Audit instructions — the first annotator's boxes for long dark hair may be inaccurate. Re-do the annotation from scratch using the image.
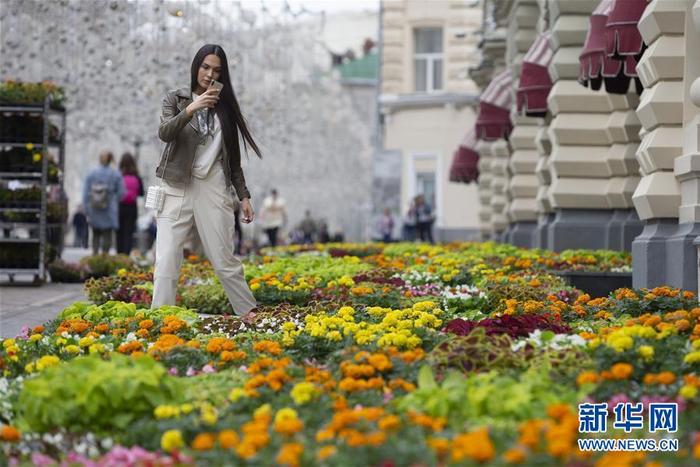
[119,152,139,176]
[190,44,262,170]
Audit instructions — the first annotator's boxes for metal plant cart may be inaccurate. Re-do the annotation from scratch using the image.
[0,95,66,284]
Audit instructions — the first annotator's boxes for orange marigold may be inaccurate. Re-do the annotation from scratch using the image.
[0,425,20,442]
[218,430,240,449]
[192,432,215,450]
[656,371,676,385]
[610,363,633,380]
[576,371,599,386]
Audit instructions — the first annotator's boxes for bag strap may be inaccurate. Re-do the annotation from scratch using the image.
[158,142,174,187]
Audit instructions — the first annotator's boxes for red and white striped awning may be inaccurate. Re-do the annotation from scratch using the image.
[449,129,479,184]
[517,33,553,117]
[579,0,644,94]
[606,0,646,59]
[475,69,513,140]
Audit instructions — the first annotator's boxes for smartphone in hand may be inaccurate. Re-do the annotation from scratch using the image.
[209,80,223,95]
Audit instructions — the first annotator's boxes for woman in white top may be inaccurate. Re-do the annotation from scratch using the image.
[152,44,261,323]
[260,188,287,247]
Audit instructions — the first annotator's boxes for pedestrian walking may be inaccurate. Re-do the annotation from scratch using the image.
[260,188,287,248]
[299,210,316,244]
[402,199,417,241]
[379,207,394,242]
[151,44,262,322]
[71,204,89,248]
[117,152,144,255]
[415,194,434,244]
[82,151,124,255]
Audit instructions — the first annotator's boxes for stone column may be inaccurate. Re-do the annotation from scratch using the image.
[504,0,540,247]
[490,139,510,238]
[477,139,494,239]
[508,116,541,246]
[534,122,554,247]
[547,0,617,251]
[605,99,644,251]
[632,0,686,288]
[667,1,700,292]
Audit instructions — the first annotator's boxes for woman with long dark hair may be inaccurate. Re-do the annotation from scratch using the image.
[151,44,262,322]
[117,152,144,254]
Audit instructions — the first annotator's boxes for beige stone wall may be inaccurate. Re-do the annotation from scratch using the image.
[506,0,541,225]
[477,139,494,236]
[633,0,686,220]
[383,106,481,230]
[381,0,481,95]
[546,0,642,211]
[491,139,511,232]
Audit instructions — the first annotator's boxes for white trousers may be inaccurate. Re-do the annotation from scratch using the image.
[150,162,257,316]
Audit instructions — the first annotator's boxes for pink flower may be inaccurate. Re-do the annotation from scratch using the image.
[30,453,55,466]
[17,325,30,339]
[607,393,630,409]
[201,364,215,374]
[186,367,196,376]
[168,367,179,376]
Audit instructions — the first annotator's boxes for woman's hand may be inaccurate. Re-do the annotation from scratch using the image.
[185,88,220,117]
[240,198,254,223]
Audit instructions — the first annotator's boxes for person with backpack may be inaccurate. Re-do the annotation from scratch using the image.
[82,151,124,255]
[117,153,144,255]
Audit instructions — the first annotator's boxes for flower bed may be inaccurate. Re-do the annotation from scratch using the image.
[1,241,698,466]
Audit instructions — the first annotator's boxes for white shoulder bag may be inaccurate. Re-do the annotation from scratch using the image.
[144,143,172,211]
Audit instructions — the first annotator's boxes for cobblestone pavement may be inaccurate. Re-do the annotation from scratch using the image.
[0,247,92,338]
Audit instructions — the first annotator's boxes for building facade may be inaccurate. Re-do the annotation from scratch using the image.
[468,0,700,292]
[378,0,483,242]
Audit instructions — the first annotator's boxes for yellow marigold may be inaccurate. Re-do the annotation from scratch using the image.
[274,408,303,436]
[160,429,184,452]
[684,351,700,364]
[218,430,240,449]
[680,384,698,400]
[637,345,654,360]
[192,432,215,451]
[290,382,317,405]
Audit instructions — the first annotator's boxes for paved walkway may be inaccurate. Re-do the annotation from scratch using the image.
[0,283,87,338]
[0,247,93,338]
